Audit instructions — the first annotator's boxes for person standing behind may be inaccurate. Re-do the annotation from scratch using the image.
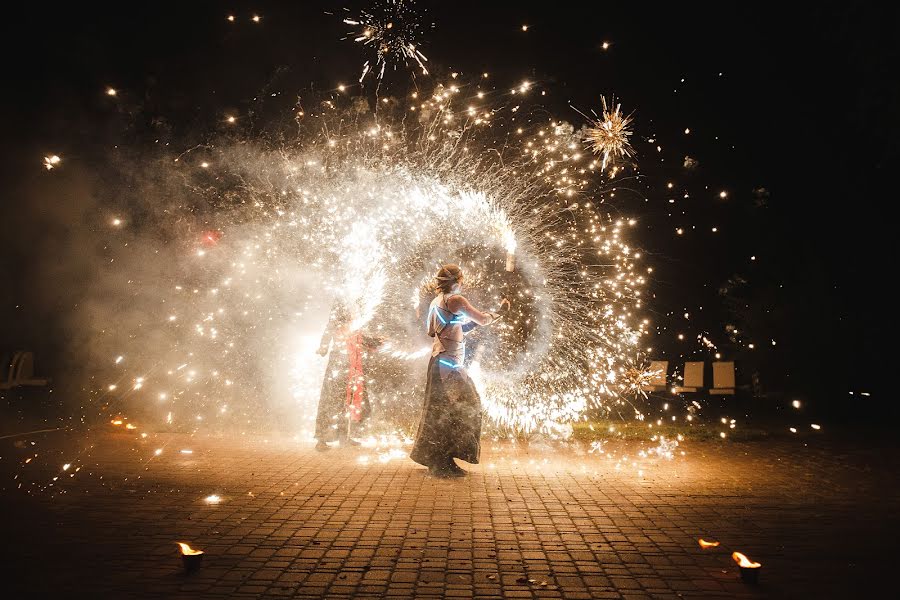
[315,302,381,450]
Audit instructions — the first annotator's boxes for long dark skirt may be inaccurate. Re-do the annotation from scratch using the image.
[314,351,370,441]
[409,356,482,467]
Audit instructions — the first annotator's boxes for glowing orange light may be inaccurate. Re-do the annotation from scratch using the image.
[698,539,720,549]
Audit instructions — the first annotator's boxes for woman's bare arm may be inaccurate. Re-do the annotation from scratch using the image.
[447,295,495,326]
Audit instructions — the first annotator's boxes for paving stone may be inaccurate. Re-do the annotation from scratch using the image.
[0,432,896,598]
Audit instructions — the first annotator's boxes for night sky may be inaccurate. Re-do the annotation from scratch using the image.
[1,2,894,416]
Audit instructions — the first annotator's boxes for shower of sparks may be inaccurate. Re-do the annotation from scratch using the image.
[94,76,655,439]
[342,0,433,82]
[582,97,635,172]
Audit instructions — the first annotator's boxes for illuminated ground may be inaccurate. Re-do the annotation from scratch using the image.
[0,429,896,598]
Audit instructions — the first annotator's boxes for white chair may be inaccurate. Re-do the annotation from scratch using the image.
[641,360,668,392]
[710,361,735,395]
[0,352,15,390]
[0,352,50,390]
[672,361,704,393]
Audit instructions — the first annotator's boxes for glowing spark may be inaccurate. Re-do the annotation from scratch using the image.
[601,41,610,50]
[251,15,261,23]
[106,87,117,96]
[582,97,634,171]
[226,116,236,124]
[227,15,235,22]
[698,539,720,548]
[43,155,61,170]
[204,494,222,504]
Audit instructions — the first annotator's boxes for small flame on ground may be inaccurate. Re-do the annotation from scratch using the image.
[698,538,719,548]
[732,551,761,568]
[176,542,203,556]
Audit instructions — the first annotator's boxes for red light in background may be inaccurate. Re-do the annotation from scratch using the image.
[201,230,222,246]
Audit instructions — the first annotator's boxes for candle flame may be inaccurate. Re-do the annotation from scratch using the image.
[732,551,761,568]
[698,538,720,549]
[176,542,203,556]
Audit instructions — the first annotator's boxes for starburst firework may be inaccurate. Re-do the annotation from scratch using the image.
[342,0,433,82]
[583,97,635,171]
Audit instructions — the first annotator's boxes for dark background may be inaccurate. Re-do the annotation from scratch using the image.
[0,2,894,418]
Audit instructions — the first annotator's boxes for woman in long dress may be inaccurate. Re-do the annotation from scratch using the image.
[410,264,507,477]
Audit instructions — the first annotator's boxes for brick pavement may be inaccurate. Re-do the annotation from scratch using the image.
[1,430,897,599]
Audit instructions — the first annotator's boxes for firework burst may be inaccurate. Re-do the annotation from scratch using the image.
[342,0,433,82]
[92,78,651,439]
[582,97,635,172]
